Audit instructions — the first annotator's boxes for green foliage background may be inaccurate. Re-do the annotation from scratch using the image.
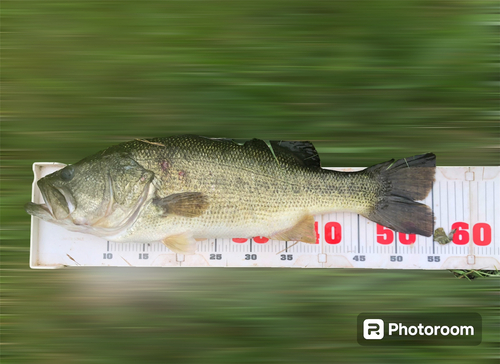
[2,1,499,362]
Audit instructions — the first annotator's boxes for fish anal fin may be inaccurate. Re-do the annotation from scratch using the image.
[270,214,316,244]
[161,233,197,254]
[154,192,209,217]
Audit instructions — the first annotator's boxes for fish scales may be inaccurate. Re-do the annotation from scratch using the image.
[118,137,373,240]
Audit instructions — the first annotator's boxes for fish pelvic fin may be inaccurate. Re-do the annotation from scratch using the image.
[161,233,197,254]
[270,214,317,244]
[365,153,436,237]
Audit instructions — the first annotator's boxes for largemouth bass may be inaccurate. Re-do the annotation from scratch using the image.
[25,135,436,253]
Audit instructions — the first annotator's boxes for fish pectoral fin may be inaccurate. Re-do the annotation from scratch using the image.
[153,192,209,217]
[270,214,317,244]
[161,233,197,254]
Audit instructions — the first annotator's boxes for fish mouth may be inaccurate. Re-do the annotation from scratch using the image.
[24,201,54,221]
[30,180,73,221]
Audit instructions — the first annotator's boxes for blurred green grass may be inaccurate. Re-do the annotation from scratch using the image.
[1,0,499,363]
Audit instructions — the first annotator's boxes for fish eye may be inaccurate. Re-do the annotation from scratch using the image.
[61,165,75,181]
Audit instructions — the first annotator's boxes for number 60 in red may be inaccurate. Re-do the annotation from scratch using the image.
[451,222,491,246]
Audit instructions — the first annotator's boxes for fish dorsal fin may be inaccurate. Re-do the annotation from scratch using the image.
[202,136,321,169]
[270,140,321,168]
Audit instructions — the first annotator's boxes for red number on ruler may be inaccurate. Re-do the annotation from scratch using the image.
[376,224,394,245]
[472,223,492,246]
[450,222,492,246]
[398,233,416,245]
[314,221,320,244]
[451,222,469,245]
[232,237,270,243]
[376,226,416,245]
[253,237,269,244]
[325,222,342,244]
[232,238,247,243]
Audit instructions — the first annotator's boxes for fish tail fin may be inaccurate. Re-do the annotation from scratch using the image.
[364,153,436,237]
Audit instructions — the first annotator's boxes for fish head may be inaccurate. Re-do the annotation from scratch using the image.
[25,152,155,235]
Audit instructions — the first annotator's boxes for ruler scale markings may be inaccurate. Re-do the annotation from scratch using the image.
[478,181,480,227]
[341,212,344,255]
[470,179,476,258]
[395,231,398,255]
[359,216,363,255]
[465,179,469,258]
[347,213,352,254]
[486,180,492,256]
[442,181,448,254]
[353,213,356,254]
[489,182,492,256]
[427,187,432,255]
[492,180,496,257]
[451,181,455,234]
[363,219,373,253]
[335,213,339,254]
[454,180,458,256]
[485,181,488,221]
[490,181,493,255]
[447,181,450,237]
[461,181,465,257]
[451,181,456,257]
[334,212,338,253]
[481,181,485,255]
[476,181,478,228]
[431,183,435,255]
[454,181,457,225]
[462,180,465,230]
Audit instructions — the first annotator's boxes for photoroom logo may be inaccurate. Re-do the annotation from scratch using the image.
[363,319,384,340]
[358,313,481,346]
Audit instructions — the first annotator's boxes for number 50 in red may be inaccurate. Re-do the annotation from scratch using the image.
[376,224,416,245]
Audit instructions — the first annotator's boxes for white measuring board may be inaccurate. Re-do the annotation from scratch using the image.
[29,163,500,270]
